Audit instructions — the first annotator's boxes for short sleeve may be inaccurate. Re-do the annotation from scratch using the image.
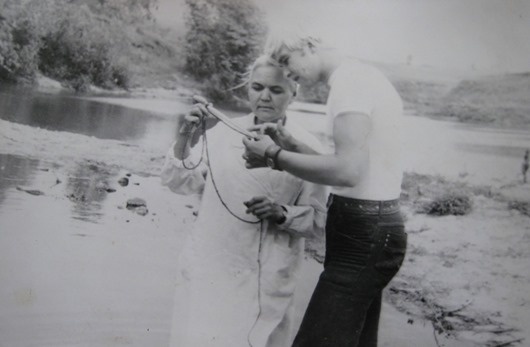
[327,65,377,118]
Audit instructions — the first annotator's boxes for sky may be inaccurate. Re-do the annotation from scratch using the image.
[155,0,530,74]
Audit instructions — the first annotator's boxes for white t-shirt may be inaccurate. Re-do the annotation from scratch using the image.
[327,59,403,200]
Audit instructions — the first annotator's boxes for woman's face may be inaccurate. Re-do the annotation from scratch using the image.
[275,44,321,86]
[248,65,295,124]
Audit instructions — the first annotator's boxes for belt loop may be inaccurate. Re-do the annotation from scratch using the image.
[378,201,383,217]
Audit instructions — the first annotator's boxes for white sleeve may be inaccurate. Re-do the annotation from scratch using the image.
[277,181,329,239]
[275,126,329,238]
[328,68,376,118]
[160,141,208,196]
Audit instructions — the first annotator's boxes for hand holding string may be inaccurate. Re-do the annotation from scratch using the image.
[244,196,286,224]
[247,119,298,151]
[242,135,276,169]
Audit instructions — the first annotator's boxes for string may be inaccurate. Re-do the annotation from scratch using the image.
[180,116,264,347]
[204,132,262,225]
[181,122,205,170]
[182,118,260,224]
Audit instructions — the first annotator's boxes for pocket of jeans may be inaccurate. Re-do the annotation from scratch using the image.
[374,229,407,278]
[329,214,377,247]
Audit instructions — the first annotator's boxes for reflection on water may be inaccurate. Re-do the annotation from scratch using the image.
[0,153,122,224]
[64,162,121,223]
[0,85,171,142]
[0,154,41,206]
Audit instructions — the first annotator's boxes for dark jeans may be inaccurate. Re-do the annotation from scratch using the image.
[292,195,407,347]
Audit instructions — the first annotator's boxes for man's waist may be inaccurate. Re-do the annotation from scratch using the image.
[330,185,401,202]
[327,194,400,215]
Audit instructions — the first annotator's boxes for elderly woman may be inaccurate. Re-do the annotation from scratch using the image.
[161,55,327,347]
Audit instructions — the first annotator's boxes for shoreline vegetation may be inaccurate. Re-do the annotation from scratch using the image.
[2,1,530,346]
[2,0,530,129]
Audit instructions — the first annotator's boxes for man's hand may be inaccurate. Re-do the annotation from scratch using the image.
[244,196,286,224]
[242,150,267,168]
[242,135,275,168]
[248,120,298,151]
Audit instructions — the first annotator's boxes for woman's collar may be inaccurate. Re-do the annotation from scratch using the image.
[253,114,287,125]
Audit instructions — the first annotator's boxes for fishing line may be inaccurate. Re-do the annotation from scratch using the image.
[181,120,260,224]
[181,115,264,347]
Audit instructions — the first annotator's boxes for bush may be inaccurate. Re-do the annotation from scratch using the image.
[421,193,473,216]
[508,201,530,217]
[0,15,40,83]
[401,172,475,216]
[37,6,131,92]
[0,0,159,91]
[183,0,266,105]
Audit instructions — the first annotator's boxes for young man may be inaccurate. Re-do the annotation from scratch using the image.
[242,34,408,347]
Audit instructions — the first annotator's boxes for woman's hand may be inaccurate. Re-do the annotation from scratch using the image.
[179,104,207,133]
[248,119,298,151]
[244,196,286,224]
[179,95,219,135]
[174,96,219,159]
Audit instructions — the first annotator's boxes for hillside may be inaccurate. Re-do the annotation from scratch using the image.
[374,63,530,130]
[435,72,530,128]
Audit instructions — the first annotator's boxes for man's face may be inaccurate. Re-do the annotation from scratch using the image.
[275,44,321,86]
[248,65,294,123]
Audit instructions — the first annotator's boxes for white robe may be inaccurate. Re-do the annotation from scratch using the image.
[161,114,327,347]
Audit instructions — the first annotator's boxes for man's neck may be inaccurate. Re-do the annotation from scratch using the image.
[318,48,345,83]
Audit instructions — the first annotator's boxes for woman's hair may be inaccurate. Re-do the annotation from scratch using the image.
[250,55,298,95]
[232,55,298,95]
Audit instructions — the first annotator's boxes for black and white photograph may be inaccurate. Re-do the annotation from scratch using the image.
[1,0,529,346]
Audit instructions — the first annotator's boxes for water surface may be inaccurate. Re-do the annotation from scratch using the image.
[0,85,180,149]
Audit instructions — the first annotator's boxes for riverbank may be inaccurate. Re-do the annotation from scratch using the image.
[1,87,529,346]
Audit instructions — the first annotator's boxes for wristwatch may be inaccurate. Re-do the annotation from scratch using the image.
[265,144,283,171]
[276,206,288,224]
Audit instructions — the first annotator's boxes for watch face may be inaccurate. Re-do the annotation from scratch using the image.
[266,157,275,168]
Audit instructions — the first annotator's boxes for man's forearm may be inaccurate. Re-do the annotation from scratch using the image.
[277,151,361,187]
[289,139,320,155]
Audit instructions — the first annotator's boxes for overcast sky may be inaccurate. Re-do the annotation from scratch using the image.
[156,0,530,74]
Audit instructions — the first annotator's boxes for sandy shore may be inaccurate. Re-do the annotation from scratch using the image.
[1,92,529,346]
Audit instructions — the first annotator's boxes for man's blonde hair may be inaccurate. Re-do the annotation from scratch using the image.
[264,25,322,59]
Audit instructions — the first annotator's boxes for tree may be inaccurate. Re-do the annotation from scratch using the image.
[183,0,266,104]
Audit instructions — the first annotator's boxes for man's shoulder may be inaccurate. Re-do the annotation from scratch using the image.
[333,59,386,85]
[332,60,400,101]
